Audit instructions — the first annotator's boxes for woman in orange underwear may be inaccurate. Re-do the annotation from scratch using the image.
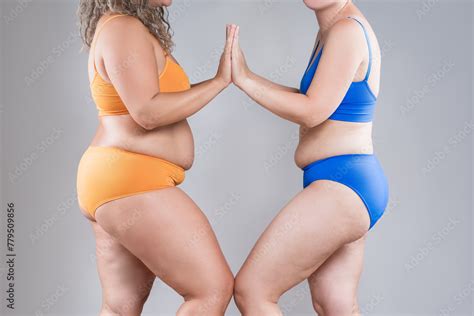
[76,1,235,315]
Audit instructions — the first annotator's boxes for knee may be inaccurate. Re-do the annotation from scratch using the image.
[234,273,282,315]
[178,272,234,316]
[207,271,234,304]
[233,272,267,309]
[233,272,252,308]
[101,291,149,315]
[195,270,235,307]
[312,292,357,316]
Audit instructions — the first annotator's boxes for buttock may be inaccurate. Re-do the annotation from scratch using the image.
[76,146,185,219]
[302,154,389,229]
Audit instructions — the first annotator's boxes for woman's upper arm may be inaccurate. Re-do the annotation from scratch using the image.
[100,16,162,119]
[304,19,367,125]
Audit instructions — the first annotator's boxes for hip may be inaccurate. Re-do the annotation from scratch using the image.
[302,153,389,229]
[76,146,186,218]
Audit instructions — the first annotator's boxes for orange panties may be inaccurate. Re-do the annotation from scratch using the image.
[77,146,185,219]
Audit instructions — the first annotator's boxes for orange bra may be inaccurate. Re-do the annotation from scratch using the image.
[90,15,191,116]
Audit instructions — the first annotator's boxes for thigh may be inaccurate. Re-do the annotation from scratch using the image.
[308,236,366,306]
[94,187,233,298]
[236,180,370,300]
[91,221,156,309]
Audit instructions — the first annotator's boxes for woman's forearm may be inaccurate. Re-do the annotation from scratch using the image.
[135,78,227,130]
[255,75,299,93]
[238,72,318,127]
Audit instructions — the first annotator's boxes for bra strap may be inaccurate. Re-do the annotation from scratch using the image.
[347,16,372,81]
[305,39,321,73]
[312,40,321,62]
[91,14,127,72]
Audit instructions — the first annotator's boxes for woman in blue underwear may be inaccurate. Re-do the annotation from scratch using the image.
[230,0,389,315]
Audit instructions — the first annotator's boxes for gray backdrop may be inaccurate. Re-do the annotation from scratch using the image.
[1,0,472,315]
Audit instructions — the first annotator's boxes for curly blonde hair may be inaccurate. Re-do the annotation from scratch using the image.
[78,0,174,52]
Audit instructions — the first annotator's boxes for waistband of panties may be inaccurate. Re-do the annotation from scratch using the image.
[302,153,375,172]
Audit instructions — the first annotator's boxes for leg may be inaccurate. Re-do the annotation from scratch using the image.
[234,180,370,316]
[308,236,367,316]
[94,188,234,316]
[90,220,156,316]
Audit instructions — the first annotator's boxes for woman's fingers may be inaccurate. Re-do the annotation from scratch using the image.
[225,24,230,54]
[235,26,240,43]
[232,25,240,56]
[230,26,249,87]
[225,24,236,56]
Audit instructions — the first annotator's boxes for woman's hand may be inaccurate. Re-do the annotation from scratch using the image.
[215,24,236,88]
[231,26,251,88]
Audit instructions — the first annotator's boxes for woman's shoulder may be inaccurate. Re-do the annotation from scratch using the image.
[324,16,370,52]
[98,14,149,40]
[328,16,367,39]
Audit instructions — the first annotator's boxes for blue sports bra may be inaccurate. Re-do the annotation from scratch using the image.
[300,17,377,123]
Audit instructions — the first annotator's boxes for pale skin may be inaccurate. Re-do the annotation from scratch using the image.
[230,1,381,315]
[80,0,238,314]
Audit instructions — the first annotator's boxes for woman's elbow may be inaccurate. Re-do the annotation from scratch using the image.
[301,111,324,129]
[138,120,156,131]
[133,109,159,130]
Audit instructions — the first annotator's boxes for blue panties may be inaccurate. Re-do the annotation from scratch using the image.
[303,154,389,229]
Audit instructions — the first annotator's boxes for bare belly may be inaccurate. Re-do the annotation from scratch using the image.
[90,115,195,170]
[295,120,374,169]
